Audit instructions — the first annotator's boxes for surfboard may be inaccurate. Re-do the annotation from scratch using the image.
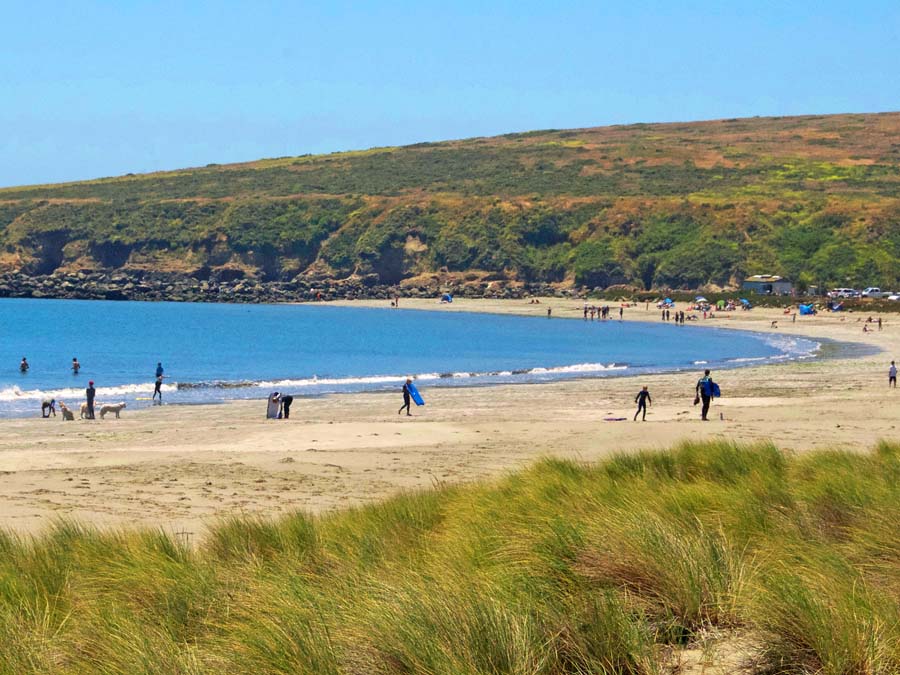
[711,383,721,398]
[407,382,425,406]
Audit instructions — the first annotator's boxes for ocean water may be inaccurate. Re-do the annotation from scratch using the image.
[0,298,820,418]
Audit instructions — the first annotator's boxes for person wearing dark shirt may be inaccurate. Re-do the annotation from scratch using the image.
[41,399,56,418]
[72,357,80,374]
[280,395,294,419]
[85,381,96,420]
[398,378,412,416]
[695,369,714,421]
[634,386,651,421]
[20,357,29,373]
[155,362,164,378]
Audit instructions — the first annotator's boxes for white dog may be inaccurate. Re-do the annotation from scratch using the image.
[99,402,126,419]
[80,402,90,419]
[58,402,75,421]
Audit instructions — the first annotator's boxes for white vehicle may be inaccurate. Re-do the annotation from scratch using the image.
[862,287,884,298]
[828,288,855,298]
[888,294,900,302]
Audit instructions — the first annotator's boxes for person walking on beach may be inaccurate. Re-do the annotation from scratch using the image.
[619,306,624,321]
[634,386,651,421]
[85,381,96,420]
[72,357,80,374]
[890,361,897,388]
[20,357,29,373]
[398,378,413,416]
[695,369,715,421]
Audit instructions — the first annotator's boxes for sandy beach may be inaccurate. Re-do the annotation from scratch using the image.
[0,298,896,537]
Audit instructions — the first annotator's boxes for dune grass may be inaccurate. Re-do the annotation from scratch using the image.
[2,440,900,674]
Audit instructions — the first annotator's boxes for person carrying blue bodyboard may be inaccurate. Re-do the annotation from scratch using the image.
[694,369,720,421]
[399,377,425,416]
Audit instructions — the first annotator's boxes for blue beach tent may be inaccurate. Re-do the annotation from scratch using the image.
[799,304,816,316]
[440,293,453,303]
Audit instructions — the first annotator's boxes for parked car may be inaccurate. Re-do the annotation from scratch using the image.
[862,287,885,298]
[828,288,857,298]
[888,294,900,302]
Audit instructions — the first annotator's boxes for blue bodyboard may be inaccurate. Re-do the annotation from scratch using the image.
[702,380,721,398]
[407,382,425,406]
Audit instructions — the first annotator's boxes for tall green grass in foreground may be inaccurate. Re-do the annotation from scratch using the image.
[2,440,900,674]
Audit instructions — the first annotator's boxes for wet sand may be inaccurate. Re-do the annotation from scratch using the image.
[0,298,896,536]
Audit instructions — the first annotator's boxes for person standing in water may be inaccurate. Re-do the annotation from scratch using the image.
[633,386,651,421]
[890,361,897,388]
[152,362,165,401]
[20,357,29,373]
[695,369,715,421]
[398,378,413,416]
[85,381,96,420]
[72,357,80,375]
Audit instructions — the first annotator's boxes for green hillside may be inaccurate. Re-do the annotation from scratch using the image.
[2,112,900,290]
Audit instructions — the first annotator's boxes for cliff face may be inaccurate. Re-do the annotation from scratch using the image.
[2,112,900,291]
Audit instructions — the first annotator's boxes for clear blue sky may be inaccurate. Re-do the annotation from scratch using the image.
[2,1,898,187]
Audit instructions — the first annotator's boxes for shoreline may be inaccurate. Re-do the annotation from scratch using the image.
[0,302,840,418]
[0,298,896,536]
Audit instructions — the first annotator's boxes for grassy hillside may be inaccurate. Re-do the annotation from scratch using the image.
[2,112,900,290]
[2,440,900,673]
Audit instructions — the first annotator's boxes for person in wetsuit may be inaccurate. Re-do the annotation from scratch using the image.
[41,399,56,418]
[279,395,294,419]
[72,357,80,374]
[85,381,96,420]
[695,369,714,421]
[20,357,29,373]
[634,386,651,421]
[398,378,412,416]
[153,374,164,402]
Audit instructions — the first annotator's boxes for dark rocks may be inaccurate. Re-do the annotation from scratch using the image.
[0,270,583,304]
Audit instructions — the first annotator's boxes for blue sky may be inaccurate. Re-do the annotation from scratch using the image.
[2,1,898,187]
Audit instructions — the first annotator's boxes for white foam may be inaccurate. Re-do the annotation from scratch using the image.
[530,362,627,374]
[0,382,177,402]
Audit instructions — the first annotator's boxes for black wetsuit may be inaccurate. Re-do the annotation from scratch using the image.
[153,376,163,400]
[86,386,96,419]
[634,390,651,421]
[697,377,713,421]
[280,395,293,419]
[399,384,411,416]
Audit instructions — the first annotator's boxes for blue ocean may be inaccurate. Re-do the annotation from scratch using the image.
[0,298,819,418]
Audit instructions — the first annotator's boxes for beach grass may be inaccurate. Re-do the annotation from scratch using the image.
[2,440,900,674]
